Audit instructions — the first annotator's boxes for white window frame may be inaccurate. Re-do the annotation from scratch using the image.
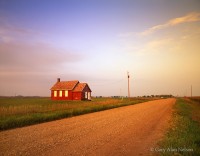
[59,90,62,97]
[65,90,68,97]
[54,91,57,97]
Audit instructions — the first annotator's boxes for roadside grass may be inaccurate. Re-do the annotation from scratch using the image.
[0,97,152,131]
[158,98,200,156]
[188,97,200,124]
[188,97,200,104]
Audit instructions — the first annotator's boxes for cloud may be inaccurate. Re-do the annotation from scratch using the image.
[119,18,200,56]
[118,12,200,38]
[0,17,83,73]
[0,42,84,96]
[0,42,83,73]
[0,17,87,96]
[0,17,41,43]
[118,12,200,56]
[141,12,200,36]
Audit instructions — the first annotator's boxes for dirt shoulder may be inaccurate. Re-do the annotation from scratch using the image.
[0,98,175,156]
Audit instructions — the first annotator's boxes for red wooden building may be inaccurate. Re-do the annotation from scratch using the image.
[50,78,92,100]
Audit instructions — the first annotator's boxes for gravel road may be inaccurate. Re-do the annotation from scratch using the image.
[0,98,175,156]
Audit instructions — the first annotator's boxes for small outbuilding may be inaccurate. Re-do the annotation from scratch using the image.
[50,78,92,100]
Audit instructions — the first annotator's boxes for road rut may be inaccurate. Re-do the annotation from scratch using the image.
[0,98,176,156]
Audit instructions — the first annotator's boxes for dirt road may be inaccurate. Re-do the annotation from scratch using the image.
[0,98,175,156]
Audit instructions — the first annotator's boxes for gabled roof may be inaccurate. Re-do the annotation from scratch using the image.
[73,83,86,92]
[73,83,89,92]
[50,80,79,90]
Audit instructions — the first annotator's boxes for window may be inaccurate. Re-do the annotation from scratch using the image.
[85,92,88,99]
[59,90,62,97]
[54,91,57,97]
[65,90,68,97]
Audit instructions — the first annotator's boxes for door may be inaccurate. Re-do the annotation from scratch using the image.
[85,92,88,99]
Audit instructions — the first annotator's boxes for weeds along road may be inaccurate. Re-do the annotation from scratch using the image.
[0,98,175,156]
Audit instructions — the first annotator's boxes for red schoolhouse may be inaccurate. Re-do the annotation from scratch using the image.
[50,78,92,100]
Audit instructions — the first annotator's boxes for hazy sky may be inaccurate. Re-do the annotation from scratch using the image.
[0,0,200,97]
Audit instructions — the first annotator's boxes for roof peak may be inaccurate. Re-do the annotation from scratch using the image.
[50,80,91,92]
[50,80,79,90]
[58,80,79,82]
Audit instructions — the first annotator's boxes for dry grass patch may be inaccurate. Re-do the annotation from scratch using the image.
[0,97,151,130]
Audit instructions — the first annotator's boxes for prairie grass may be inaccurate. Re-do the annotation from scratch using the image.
[158,98,200,156]
[0,97,150,130]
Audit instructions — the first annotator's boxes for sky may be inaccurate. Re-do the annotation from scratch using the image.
[0,0,200,97]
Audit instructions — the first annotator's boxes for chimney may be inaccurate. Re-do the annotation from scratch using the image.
[57,78,60,83]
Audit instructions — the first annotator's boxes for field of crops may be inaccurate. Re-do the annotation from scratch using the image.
[0,97,152,130]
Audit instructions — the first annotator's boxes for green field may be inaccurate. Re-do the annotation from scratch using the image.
[159,97,200,156]
[0,97,152,130]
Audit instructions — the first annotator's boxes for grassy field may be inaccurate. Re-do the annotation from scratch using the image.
[0,97,152,131]
[159,97,200,156]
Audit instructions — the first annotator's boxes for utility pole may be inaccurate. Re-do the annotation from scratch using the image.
[127,72,130,99]
[120,88,123,101]
[191,85,192,97]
